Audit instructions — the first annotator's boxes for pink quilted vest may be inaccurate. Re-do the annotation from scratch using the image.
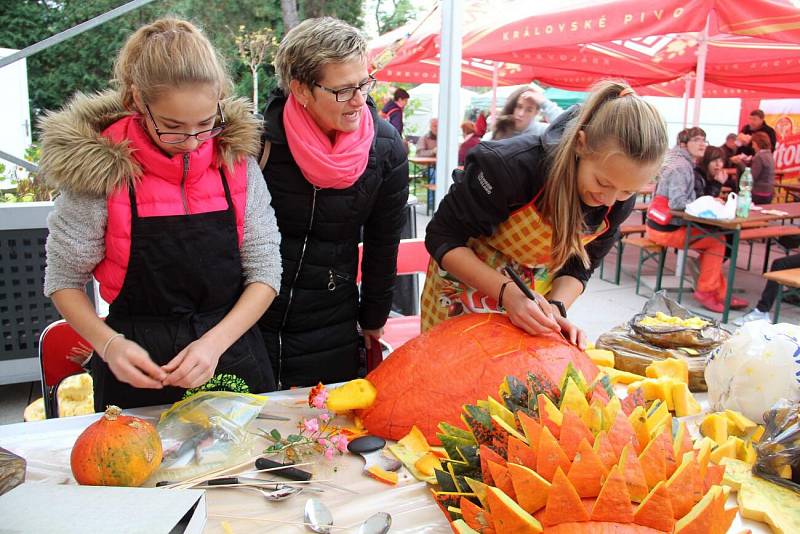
[93,115,248,303]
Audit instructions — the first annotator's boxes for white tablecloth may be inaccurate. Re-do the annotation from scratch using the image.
[0,388,770,533]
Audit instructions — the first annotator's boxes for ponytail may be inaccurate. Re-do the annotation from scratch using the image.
[541,80,667,272]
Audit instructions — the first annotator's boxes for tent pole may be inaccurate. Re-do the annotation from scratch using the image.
[692,14,711,127]
[435,0,462,211]
[490,63,499,123]
[682,75,692,129]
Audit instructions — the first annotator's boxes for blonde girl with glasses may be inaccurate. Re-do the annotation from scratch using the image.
[424,81,667,348]
[41,18,281,410]
[257,17,408,389]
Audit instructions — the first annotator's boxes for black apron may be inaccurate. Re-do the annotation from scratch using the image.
[91,170,275,411]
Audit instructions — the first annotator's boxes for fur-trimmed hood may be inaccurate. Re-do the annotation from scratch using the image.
[38,90,262,197]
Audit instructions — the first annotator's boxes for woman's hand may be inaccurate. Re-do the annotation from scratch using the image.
[161,337,225,389]
[362,327,384,349]
[502,285,561,336]
[103,337,167,389]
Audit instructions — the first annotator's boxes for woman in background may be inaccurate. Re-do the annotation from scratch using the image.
[750,131,775,205]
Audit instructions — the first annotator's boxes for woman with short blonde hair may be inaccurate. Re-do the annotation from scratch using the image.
[258,17,408,388]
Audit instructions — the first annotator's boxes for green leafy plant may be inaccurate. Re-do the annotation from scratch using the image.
[1,145,52,203]
[261,411,348,462]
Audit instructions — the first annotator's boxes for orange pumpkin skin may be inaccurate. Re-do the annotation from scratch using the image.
[359,314,598,442]
[543,522,668,533]
[70,405,162,486]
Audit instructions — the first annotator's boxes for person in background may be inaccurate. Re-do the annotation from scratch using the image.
[720,132,744,188]
[491,115,517,141]
[646,127,748,313]
[740,109,777,153]
[491,87,564,139]
[735,250,800,325]
[259,17,408,389]
[457,120,480,166]
[694,145,728,199]
[41,18,281,410]
[750,131,776,205]
[720,133,738,167]
[415,118,437,156]
[474,111,488,138]
[382,87,409,136]
[424,81,668,348]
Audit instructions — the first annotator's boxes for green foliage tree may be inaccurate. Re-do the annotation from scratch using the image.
[373,0,415,34]
[0,0,368,136]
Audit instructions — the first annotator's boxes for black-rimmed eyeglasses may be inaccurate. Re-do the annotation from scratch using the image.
[144,102,226,144]
[313,76,377,102]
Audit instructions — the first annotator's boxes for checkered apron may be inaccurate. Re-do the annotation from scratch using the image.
[420,198,609,331]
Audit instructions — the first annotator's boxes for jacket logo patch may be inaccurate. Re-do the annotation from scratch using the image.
[477,172,493,195]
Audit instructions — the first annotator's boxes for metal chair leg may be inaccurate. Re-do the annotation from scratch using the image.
[655,248,666,291]
[635,248,644,296]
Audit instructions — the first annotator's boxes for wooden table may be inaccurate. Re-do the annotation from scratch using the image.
[778,182,800,203]
[671,202,800,323]
[409,156,437,216]
[0,388,770,533]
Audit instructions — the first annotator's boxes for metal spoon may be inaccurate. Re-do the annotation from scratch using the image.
[304,498,334,533]
[258,485,304,502]
[357,512,392,534]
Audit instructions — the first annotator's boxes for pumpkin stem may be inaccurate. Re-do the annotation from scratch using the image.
[104,405,122,421]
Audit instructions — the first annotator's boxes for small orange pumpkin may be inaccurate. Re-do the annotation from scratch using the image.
[70,405,162,486]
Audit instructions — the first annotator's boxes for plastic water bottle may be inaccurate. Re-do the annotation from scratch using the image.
[736,168,753,218]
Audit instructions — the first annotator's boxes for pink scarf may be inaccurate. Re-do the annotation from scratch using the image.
[283,93,374,189]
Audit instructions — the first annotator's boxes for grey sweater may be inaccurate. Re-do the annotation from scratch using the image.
[751,149,775,197]
[655,146,696,210]
[44,157,281,297]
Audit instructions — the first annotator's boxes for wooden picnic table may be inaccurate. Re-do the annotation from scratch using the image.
[670,202,800,323]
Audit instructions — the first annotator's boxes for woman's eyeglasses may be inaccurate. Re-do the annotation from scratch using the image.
[144,102,226,144]
[313,76,377,102]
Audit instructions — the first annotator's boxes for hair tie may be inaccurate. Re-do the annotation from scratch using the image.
[618,87,635,98]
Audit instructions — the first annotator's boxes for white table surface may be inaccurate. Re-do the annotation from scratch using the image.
[0,388,771,533]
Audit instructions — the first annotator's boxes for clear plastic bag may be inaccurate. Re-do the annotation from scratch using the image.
[753,399,800,493]
[152,391,267,484]
[705,320,800,422]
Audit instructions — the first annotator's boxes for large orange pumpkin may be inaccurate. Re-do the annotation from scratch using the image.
[70,405,162,486]
[358,314,599,442]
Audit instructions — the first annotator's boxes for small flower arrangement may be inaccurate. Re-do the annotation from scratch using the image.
[261,383,348,462]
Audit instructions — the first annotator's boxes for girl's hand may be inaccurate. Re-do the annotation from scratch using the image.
[161,337,225,388]
[503,285,561,336]
[553,312,588,350]
[103,338,166,389]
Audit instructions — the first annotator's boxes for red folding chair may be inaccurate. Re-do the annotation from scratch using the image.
[38,320,93,419]
[358,238,430,355]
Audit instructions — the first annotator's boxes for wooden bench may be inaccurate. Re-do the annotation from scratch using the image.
[763,267,800,323]
[739,225,800,272]
[621,236,666,296]
[599,225,647,285]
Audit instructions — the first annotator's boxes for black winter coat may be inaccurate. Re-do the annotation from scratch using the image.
[258,93,409,389]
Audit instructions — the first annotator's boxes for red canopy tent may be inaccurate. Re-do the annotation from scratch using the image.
[369,0,800,98]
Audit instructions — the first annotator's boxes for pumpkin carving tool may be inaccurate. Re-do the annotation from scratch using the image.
[503,266,570,342]
[347,435,401,477]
